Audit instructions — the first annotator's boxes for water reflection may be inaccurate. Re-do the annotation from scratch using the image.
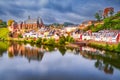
[0,41,9,57]
[8,42,44,62]
[0,42,120,80]
[80,46,120,74]
[5,42,120,74]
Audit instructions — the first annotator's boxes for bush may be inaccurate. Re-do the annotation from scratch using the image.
[42,38,47,44]
[114,24,120,29]
[59,36,66,45]
[36,38,42,44]
[47,38,55,45]
[115,13,120,17]
[105,43,109,51]
[116,43,120,52]
[30,39,34,44]
[66,35,74,43]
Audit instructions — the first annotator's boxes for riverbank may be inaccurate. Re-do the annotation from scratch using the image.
[6,35,76,48]
[0,28,9,40]
[86,40,120,53]
[1,33,120,53]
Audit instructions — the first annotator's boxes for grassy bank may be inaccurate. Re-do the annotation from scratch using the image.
[87,41,120,53]
[0,28,9,40]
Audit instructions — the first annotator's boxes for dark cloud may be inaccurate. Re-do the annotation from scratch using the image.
[0,9,7,16]
[0,0,119,24]
[43,15,58,23]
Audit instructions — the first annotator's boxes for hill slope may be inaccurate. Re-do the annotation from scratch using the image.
[0,28,9,39]
[85,12,120,32]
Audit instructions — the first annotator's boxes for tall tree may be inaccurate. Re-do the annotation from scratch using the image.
[95,12,102,21]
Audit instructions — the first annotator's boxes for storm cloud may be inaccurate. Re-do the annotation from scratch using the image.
[0,0,120,24]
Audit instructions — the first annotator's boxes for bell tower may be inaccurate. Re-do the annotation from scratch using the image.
[37,17,44,28]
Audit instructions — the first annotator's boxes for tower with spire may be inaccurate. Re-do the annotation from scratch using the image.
[37,16,44,28]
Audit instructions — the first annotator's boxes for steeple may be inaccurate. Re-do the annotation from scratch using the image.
[37,16,44,27]
[40,18,44,25]
[37,17,43,24]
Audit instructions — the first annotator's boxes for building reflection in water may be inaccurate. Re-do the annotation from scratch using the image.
[7,42,120,75]
[8,43,44,62]
[79,46,120,75]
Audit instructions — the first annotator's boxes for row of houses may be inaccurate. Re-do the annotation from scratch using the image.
[82,30,120,43]
[23,27,60,40]
[22,27,120,43]
[22,25,79,40]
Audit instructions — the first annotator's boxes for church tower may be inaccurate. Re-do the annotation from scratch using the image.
[37,17,44,28]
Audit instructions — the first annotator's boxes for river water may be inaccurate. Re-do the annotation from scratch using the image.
[0,41,120,80]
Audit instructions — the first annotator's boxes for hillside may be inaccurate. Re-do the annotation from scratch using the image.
[0,28,9,40]
[85,12,120,32]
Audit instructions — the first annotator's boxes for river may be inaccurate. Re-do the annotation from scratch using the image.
[0,41,120,80]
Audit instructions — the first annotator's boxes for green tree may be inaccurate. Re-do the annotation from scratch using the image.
[95,12,102,21]
[36,38,42,44]
[103,18,112,29]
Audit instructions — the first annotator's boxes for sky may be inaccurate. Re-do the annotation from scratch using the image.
[0,0,120,24]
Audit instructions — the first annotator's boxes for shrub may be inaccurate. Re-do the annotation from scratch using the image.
[59,36,66,45]
[116,43,120,52]
[66,35,74,43]
[30,39,34,44]
[47,38,55,45]
[42,38,47,44]
[105,43,109,51]
[115,13,120,17]
[36,38,42,44]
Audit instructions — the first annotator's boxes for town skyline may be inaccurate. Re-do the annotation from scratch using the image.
[0,0,120,24]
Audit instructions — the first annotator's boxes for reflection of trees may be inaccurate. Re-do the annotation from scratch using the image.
[8,43,44,62]
[80,48,120,75]
[66,47,74,51]
[74,48,80,55]
[0,42,9,57]
[58,46,66,56]
[0,48,6,57]
[95,60,113,74]
[43,45,55,52]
